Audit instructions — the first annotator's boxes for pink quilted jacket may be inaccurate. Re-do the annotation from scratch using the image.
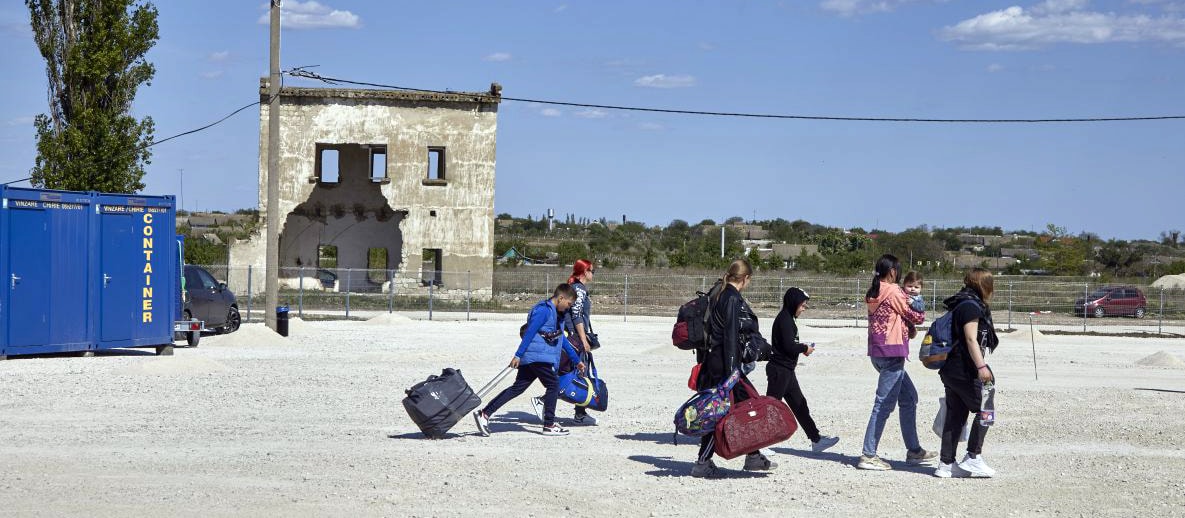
[866,281,925,358]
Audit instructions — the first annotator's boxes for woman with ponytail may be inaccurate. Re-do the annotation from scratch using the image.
[856,254,936,471]
[690,258,776,478]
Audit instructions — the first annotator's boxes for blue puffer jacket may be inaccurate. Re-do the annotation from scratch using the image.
[515,298,582,368]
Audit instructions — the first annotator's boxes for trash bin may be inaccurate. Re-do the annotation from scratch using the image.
[276,305,290,337]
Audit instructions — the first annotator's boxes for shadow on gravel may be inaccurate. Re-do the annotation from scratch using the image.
[627,455,770,479]
[615,432,680,445]
[94,349,159,357]
[770,447,862,468]
[1134,388,1185,394]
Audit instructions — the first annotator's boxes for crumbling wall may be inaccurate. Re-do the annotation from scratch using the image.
[229,83,498,300]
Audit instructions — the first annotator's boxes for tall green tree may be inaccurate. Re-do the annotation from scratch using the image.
[27,0,158,192]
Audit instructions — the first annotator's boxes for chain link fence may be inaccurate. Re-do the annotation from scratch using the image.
[199,265,1185,333]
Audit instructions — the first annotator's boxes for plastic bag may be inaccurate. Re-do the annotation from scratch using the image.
[932,397,972,442]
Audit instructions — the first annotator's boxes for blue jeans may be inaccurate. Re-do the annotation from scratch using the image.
[861,357,922,457]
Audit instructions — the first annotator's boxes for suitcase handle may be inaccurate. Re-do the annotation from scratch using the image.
[476,366,514,399]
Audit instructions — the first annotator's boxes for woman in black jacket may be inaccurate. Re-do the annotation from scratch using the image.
[691,259,776,478]
[767,287,840,453]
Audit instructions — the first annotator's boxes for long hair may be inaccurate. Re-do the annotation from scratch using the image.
[714,258,753,301]
[568,258,593,285]
[964,267,995,304]
[865,254,901,301]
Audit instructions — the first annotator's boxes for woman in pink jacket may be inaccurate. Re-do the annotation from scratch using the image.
[856,254,938,470]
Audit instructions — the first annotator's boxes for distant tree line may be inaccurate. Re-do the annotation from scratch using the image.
[495,214,1185,279]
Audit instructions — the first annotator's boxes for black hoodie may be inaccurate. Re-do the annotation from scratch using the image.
[770,287,810,370]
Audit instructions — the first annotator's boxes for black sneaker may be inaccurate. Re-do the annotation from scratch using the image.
[541,423,570,436]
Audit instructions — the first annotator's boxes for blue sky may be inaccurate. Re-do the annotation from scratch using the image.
[1,0,1182,241]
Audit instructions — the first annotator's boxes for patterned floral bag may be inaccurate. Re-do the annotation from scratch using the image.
[673,369,741,443]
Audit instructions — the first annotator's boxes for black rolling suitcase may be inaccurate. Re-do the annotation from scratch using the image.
[403,367,512,439]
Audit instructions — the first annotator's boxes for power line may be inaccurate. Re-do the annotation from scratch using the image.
[287,69,1185,124]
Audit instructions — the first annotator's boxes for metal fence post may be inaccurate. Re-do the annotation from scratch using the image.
[854,278,860,326]
[345,268,352,319]
[1159,288,1165,334]
[623,274,629,322]
[246,264,253,323]
[467,270,472,322]
[298,266,304,319]
[701,276,706,292]
[387,269,395,313]
[429,278,434,321]
[1082,282,1089,332]
[545,273,550,296]
[1007,281,1013,331]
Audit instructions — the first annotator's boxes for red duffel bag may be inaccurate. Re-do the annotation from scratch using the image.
[713,379,797,459]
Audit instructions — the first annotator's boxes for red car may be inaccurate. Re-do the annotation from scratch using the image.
[1075,286,1147,318]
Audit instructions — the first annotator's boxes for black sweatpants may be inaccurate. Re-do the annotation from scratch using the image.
[482,362,559,426]
[939,376,988,465]
[765,363,821,443]
[697,379,752,462]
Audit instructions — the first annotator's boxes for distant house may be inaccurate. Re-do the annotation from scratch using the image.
[772,243,820,258]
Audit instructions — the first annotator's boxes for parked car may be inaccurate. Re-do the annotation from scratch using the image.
[183,265,241,333]
[1074,285,1147,318]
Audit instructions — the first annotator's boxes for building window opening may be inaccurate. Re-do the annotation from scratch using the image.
[318,147,340,183]
[368,247,388,284]
[370,146,387,182]
[318,244,338,269]
[427,147,445,180]
[422,248,442,287]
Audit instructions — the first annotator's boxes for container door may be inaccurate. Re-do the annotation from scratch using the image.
[99,213,138,344]
[6,207,51,347]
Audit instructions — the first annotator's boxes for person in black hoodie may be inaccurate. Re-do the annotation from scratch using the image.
[934,268,1000,479]
[767,287,840,453]
[690,258,776,478]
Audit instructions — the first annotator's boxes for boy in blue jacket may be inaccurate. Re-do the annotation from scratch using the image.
[474,284,585,436]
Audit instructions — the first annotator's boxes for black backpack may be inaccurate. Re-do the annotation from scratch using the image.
[672,283,721,351]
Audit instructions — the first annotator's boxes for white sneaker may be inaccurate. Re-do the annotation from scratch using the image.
[956,454,996,478]
[573,412,599,426]
[472,411,490,437]
[856,455,892,471]
[541,423,570,436]
[933,463,954,478]
[811,436,840,453]
[530,396,545,423]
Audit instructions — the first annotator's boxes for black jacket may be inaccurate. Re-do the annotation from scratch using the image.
[697,284,763,389]
[770,287,810,370]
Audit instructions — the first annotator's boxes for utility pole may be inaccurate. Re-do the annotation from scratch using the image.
[265,0,281,332]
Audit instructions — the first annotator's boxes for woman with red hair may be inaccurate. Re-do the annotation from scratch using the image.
[531,258,601,425]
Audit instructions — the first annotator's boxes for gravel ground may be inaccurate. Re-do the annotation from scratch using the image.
[2,313,1184,517]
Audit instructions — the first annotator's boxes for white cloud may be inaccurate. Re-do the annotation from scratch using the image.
[200,70,224,80]
[574,109,608,119]
[698,42,716,51]
[483,52,512,62]
[257,1,360,29]
[634,74,697,88]
[941,3,1185,50]
[540,108,563,117]
[987,63,1005,72]
[820,0,941,16]
[5,116,35,127]
[207,51,230,62]
[637,122,665,131]
[554,4,568,13]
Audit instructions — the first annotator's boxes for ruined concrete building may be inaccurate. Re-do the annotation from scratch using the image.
[228,80,500,298]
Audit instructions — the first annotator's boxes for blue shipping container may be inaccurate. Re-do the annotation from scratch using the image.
[0,186,181,359]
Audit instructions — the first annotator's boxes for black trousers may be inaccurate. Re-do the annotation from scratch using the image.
[765,363,821,443]
[697,379,752,462]
[939,376,988,464]
[482,362,559,426]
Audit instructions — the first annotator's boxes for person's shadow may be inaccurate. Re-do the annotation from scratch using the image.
[770,447,934,474]
[615,432,683,445]
[627,455,769,478]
